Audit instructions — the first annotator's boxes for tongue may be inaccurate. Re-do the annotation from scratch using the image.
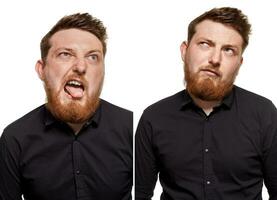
[65,85,84,98]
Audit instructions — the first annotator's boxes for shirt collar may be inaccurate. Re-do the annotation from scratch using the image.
[180,90,194,109]
[43,99,102,128]
[43,106,57,127]
[180,86,236,110]
[85,102,101,127]
[220,87,235,109]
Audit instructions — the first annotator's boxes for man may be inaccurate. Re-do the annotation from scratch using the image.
[0,13,132,200]
[136,7,277,200]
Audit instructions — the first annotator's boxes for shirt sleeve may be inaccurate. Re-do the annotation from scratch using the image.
[0,130,23,200]
[262,102,277,200]
[135,113,159,200]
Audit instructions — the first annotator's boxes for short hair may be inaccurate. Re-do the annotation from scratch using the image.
[187,7,251,51]
[40,13,107,62]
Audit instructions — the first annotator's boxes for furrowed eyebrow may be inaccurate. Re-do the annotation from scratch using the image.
[55,48,74,54]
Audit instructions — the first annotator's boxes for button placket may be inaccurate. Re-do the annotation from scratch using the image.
[203,116,214,198]
[72,139,83,198]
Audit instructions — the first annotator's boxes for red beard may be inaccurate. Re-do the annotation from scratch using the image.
[44,77,103,123]
[184,64,235,101]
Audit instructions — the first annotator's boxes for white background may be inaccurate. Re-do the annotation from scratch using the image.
[0,0,276,199]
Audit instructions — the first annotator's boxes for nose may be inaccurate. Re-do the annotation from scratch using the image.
[208,48,221,67]
[73,57,87,75]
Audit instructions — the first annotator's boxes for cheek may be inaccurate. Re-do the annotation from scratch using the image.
[44,68,64,89]
[186,51,207,73]
[45,60,69,78]
[87,68,104,92]
[222,65,240,81]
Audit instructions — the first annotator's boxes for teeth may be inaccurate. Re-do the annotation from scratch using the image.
[68,80,82,86]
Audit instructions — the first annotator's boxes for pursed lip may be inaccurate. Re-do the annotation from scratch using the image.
[200,68,221,77]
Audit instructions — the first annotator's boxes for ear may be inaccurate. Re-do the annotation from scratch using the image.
[180,41,188,62]
[240,57,243,65]
[35,59,45,81]
[235,57,244,76]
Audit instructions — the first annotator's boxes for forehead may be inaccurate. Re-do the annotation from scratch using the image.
[193,20,243,47]
[49,28,103,52]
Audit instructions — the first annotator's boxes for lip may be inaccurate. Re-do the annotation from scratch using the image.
[200,69,220,77]
[63,77,86,99]
[66,78,83,84]
[64,77,85,88]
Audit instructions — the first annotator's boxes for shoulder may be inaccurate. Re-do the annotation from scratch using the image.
[100,99,132,118]
[99,100,133,142]
[100,99,133,129]
[1,105,46,145]
[234,86,275,110]
[142,90,185,118]
[234,86,277,126]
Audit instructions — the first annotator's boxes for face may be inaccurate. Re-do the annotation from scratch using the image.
[181,20,244,101]
[36,28,104,123]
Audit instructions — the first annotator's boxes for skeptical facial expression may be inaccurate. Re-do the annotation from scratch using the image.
[36,28,104,123]
[181,20,244,101]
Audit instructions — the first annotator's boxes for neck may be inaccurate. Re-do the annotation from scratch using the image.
[67,122,86,135]
[190,94,221,116]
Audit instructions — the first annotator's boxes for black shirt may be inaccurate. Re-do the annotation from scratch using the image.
[0,99,133,200]
[135,86,277,200]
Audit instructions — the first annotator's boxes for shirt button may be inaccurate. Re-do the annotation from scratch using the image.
[76,170,80,175]
[206,181,211,185]
[205,148,209,153]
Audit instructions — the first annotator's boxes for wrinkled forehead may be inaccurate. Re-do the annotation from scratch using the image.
[49,28,103,52]
[193,20,243,48]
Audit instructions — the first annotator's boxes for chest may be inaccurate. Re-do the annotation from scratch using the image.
[20,129,132,199]
[152,112,263,179]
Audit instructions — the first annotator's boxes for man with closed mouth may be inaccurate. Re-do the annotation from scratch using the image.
[136,7,277,200]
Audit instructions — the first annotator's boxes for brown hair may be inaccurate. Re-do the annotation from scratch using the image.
[187,7,251,51]
[40,13,107,62]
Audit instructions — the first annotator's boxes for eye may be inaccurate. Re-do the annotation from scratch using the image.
[88,54,99,61]
[199,41,210,49]
[223,47,235,56]
[58,52,72,58]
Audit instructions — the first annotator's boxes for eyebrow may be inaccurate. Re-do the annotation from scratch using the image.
[54,48,103,55]
[86,50,102,54]
[222,44,239,51]
[198,38,240,51]
[197,38,215,46]
[54,48,74,54]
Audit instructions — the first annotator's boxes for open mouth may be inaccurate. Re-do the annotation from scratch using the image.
[64,80,85,99]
